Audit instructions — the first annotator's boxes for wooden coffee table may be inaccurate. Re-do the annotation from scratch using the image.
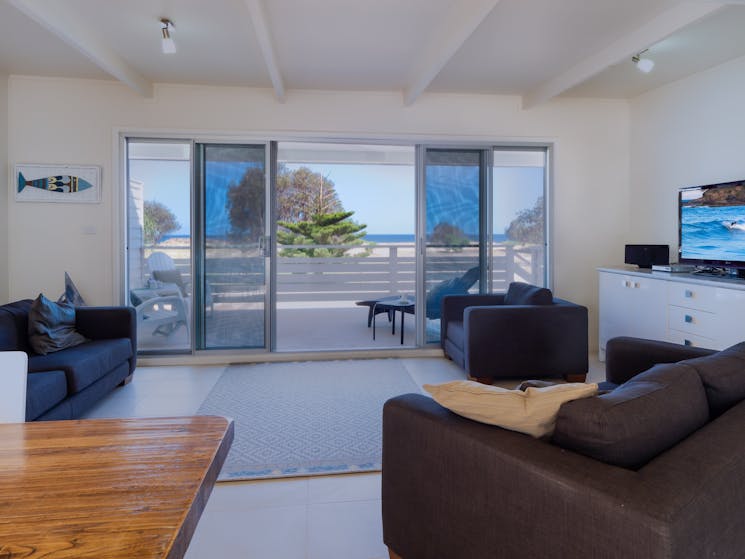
[0,415,233,558]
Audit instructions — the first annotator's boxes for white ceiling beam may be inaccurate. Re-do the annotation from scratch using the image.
[403,0,502,106]
[243,0,286,103]
[522,1,725,110]
[7,0,153,98]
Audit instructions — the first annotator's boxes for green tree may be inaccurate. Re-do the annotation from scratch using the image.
[277,211,367,257]
[429,222,470,251]
[276,165,343,222]
[505,197,544,244]
[143,200,180,245]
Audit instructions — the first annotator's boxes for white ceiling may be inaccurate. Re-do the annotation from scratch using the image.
[1,0,744,107]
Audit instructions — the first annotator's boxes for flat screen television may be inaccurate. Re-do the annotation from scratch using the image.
[679,179,745,269]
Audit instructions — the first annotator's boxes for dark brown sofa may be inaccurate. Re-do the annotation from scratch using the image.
[382,337,745,559]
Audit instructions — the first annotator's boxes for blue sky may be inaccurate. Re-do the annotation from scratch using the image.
[286,163,414,234]
[130,160,542,236]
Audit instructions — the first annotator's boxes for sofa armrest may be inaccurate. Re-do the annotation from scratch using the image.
[463,301,588,378]
[76,306,136,341]
[605,336,715,385]
[440,294,505,346]
[75,306,137,374]
[382,394,745,559]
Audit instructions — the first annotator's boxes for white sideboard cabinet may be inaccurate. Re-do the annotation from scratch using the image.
[598,266,745,360]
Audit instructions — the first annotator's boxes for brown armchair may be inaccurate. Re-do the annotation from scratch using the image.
[440,282,588,383]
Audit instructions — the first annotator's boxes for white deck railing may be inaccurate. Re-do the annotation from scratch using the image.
[144,243,542,304]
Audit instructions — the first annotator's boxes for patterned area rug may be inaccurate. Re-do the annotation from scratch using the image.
[197,359,420,481]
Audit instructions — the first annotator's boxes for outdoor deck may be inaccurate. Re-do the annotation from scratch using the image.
[134,243,542,354]
[137,302,417,352]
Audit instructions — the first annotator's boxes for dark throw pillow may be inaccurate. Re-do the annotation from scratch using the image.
[57,272,87,307]
[552,362,709,469]
[28,293,88,355]
[504,282,553,306]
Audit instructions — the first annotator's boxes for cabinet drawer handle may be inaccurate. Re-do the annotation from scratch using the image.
[684,289,693,298]
[684,314,693,323]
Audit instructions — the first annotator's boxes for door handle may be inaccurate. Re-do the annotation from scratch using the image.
[259,235,272,258]
[259,235,271,257]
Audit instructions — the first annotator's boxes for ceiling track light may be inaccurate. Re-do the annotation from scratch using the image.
[160,18,176,54]
[632,49,654,73]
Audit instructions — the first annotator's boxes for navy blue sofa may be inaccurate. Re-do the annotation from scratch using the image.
[0,299,136,421]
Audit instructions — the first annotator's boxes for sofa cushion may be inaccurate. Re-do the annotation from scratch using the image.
[681,341,745,417]
[424,380,598,438]
[27,294,88,355]
[25,370,68,421]
[504,282,552,306]
[28,338,133,393]
[552,362,709,469]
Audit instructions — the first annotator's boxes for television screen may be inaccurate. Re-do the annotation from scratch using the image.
[679,179,745,267]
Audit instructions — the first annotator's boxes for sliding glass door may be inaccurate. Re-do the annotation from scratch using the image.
[421,146,549,343]
[491,148,547,290]
[422,148,486,343]
[126,137,548,353]
[274,142,416,351]
[126,141,192,353]
[196,144,270,350]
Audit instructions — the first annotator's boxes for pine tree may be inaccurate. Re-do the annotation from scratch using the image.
[277,211,367,257]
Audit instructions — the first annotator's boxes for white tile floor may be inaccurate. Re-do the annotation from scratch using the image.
[81,355,605,559]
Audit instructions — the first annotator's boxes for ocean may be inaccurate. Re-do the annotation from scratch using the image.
[681,205,745,260]
[162,233,509,243]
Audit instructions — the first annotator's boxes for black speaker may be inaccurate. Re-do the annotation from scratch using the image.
[624,244,669,268]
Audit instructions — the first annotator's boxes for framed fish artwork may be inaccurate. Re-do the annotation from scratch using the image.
[15,164,101,203]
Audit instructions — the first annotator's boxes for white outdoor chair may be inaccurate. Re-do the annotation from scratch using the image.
[147,251,213,313]
[0,351,28,422]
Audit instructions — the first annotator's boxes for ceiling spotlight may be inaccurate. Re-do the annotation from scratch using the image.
[160,18,176,54]
[632,51,654,73]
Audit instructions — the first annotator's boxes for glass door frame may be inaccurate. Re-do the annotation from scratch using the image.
[121,131,550,354]
[490,145,552,291]
[124,137,195,355]
[415,144,492,346]
[416,143,551,345]
[193,140,273,353]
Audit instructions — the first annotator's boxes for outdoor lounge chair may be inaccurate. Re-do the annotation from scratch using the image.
[132,291,189,337]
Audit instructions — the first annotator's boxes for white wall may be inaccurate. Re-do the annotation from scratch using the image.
[630,54,745,250]
[7,77,631,350]
[0,73,8,304]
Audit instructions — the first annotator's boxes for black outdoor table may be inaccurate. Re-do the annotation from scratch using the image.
[371,297,415,345]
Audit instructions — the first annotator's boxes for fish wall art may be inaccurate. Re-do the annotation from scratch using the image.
[15,164,101,203]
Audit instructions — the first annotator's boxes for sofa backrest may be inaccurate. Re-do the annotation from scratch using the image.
[680,341,745,417]
[504,282,552,305]
[553,361,710,469]
[0,300,33,353]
